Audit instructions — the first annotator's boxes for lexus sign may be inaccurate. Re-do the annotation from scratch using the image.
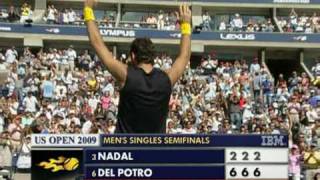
[220,33,256,41]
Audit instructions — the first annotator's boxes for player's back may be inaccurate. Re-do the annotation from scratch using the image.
[116,65,172,134]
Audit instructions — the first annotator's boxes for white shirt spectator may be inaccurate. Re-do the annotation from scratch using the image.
[67,48,77,61]
[64,117,81,127]
[219,21,227,31]
[47,7,56,21]
[5,48,18,64]
[88,96,99,111]
[82,120,92,134]
[0,62,6,70]
[23,95,38,113]
[62,12,69,24]
[250,62,260,74]
[232,16,243,29]
[55,84,67,100]
[68,10,76,23]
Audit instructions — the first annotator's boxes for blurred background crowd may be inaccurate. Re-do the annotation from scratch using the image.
[0,1,319,180]
[0,46,318,179]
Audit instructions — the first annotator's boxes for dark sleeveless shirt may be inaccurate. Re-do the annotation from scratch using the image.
[115,65,172,133]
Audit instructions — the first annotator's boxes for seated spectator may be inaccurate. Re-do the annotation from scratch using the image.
[219,20,227,31]
[246,21,254,32]
[0,9,8,21]
[265,19,275,32]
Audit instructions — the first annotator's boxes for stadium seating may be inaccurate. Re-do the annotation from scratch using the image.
[0,0,319,179]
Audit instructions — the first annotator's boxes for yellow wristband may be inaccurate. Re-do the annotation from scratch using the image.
[181,22,191,35]
[84,7,95,22]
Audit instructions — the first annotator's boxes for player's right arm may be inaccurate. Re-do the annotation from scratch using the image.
[166,4,192,86]
[84,0,127,87]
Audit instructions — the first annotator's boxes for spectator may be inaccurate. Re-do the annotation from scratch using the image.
[219,20,227,31]
[45,5,58,24]
[231,13,243,32]
[157,10,165,30]
[289,144,302,180]
[202,11,211,31]
[6,6,20,22]
[20,3,32,24]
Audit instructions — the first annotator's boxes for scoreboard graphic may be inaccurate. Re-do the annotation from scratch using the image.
[31,134,289,180]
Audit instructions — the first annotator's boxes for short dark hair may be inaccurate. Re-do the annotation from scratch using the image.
[130,38,155,64]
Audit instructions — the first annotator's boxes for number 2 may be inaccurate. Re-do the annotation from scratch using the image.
[254,152,261,161]
[230,151,237,160]
[242,152,249,160]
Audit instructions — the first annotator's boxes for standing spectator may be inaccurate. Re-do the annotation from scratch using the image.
[262,76,273,106]
[289,144,302,180]
[46,5,57,24]
[68,8,76,25]
[62,9,69,24]
[289,9,298,31]
[20,3,32,24]
[5,46,18,64]
[253,72,262,101]
[250,58,261,75]
[229,94,242,130]
[67,45,77,70]
[41,75,54,100]
[23,92,39,113]
[231,13,243,32]
[202,11,211,31]
[8,116,23,153]
[158,10,165,30]
[7,6,20,22]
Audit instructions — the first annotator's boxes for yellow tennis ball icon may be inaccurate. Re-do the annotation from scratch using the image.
[63,157,79,171]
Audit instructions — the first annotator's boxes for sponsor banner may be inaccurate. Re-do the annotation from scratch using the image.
[31,134,100,147]
[0,26,11,32]
[220,33,256,40]
[1,23,320,43]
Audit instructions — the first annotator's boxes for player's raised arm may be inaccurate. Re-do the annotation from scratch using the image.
[84,0,127,87]
[166,4,192,86]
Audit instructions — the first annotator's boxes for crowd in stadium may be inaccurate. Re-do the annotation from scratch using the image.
[279,9,320,33]
[2,3,320,35]
[214,13,275,32]
[129,10,179,30]
[43,5,82,25]
[0,3,32,23]
[0,45,318,178]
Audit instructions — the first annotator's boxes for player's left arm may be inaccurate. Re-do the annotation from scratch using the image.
[84,0,127,87]
[165,4,192,86]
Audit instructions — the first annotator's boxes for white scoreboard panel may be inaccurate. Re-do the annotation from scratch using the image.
[225,148,288,180]
[225,148,288,163]
[226,164,288,179]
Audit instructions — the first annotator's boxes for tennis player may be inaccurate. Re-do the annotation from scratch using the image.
[84,0,191,133]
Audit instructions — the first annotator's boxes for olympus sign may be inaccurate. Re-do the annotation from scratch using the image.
[220,33,256,40]
[99,29,136,37]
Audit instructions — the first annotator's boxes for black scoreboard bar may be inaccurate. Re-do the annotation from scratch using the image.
[31,134,289,180]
